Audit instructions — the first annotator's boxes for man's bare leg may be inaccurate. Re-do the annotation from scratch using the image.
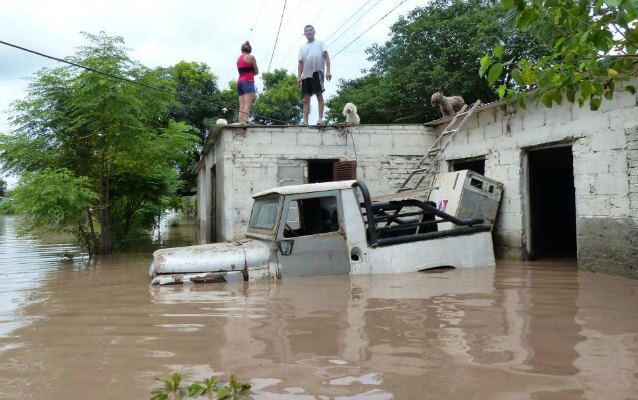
[316,91,324,123]
[302,94,311,124]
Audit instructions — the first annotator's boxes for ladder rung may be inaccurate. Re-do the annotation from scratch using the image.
[396,99,481,194]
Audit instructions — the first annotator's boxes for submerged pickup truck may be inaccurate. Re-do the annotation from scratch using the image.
[150,180,495,285]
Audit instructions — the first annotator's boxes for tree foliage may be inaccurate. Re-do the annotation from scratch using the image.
[252,69,303,125]
[159,61,223,144]
[0,177,6,197]
[156,61,224,195]
[0,32,198,254]
[481,0,638,110]
[327,0,550,123]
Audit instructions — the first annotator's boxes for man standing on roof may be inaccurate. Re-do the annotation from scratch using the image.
[297,25,331,125]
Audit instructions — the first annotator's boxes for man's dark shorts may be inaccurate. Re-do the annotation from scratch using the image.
[237,80,255,96]
[301,71,325,97]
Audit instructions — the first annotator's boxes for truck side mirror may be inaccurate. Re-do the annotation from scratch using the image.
[277,239,294,256]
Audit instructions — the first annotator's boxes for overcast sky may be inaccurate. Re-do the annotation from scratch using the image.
[0,0,423,184]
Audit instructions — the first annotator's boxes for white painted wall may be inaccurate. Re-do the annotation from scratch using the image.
[196,124,437,242]
[435,83,638,276]
[196,82,638,278]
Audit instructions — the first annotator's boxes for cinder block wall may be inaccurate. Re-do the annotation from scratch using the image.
[440,86,638,278]
[200,124,437,242]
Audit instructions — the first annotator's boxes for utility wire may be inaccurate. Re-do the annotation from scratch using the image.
[273,0,335,69]
[325,0,377,44]
[268,0,288,72]
[311,0,334,25]
[224,0,269,87]
[0,39,290,125]
[332,0,409,59]
[246,0,269,40]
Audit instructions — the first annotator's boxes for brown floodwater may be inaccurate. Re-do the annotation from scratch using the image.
[1,215,637,399]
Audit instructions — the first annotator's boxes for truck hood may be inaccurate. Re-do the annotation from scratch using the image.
[150,239,270,276]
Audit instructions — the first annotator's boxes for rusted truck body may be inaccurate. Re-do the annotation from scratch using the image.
[150,179,495,285]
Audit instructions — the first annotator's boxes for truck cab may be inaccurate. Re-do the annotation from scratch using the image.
[150,179,496,285]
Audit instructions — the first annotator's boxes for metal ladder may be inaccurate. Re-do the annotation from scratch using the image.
[398,100,482,192]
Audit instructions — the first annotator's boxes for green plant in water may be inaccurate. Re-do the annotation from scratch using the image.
[151,372,185,400]
[216,374,251,400]
[151,373,251,400]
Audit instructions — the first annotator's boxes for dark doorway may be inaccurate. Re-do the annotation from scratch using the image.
[528,146,576,259]
[452,158,485,175]
[308,160,339,183]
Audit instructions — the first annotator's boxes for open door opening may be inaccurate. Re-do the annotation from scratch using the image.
[528,146,577,259]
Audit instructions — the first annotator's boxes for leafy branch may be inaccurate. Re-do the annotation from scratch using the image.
[479,0,638,110]
[150,373,251,400]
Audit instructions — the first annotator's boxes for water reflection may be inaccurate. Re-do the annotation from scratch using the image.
[0,214,637,399]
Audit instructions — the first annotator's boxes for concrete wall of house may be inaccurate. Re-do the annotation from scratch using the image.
[439,87,638,278]
[198,124,437,242]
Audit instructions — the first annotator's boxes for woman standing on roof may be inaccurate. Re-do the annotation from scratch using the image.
[236,41,259,124]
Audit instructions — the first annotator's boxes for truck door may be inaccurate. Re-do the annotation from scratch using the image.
[275,191,350,277]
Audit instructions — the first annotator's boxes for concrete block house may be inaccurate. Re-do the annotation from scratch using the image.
[194,83,638,279]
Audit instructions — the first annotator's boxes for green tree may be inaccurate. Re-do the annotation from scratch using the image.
[252,69,303,125]
[0,32,197,254]
[327,0,550,123]
[159,61,224,143]
[218,81,239,123]
[481,0,638,110]
[0,177,6,197]
[156,61,224,195]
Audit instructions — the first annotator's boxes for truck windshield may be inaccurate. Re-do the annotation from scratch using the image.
[249,196,280,230]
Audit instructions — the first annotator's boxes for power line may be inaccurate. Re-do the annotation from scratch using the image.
[311,0,334,25]
[273,0,336,69]
[0,39,290,125]
[328,0,383,48]
[268,0,288,72]
[246,0,269,41]
[332,0,409,59]
[324,0,376,44]
[224,0,269,91]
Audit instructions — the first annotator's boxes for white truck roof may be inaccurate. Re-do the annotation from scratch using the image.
[252,180,357,198]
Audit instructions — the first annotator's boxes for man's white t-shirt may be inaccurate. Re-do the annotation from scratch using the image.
[298,39,327,80]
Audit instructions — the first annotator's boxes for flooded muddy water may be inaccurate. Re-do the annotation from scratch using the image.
[1,215,637,399]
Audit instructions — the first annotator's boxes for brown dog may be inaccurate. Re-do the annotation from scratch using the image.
[431,92,465,117]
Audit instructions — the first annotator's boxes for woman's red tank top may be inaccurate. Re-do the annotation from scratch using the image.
[237,54,255,82]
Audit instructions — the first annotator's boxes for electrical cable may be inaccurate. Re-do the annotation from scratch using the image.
[324,0,375,43]
[272,0,335,72]
[0,39,290,125]
[246,0,269,40]
[267,0,288,72]
[326,0,382,47]
[332,0,409,59]
[311,0,334,25]
[224,0,268,92]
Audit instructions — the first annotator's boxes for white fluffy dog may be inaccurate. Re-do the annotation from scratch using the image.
[215,118,228,125]
[342,103,360,125]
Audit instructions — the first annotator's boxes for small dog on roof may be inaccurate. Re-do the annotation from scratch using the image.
[431,92,465,117]
[342,102,360,125]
